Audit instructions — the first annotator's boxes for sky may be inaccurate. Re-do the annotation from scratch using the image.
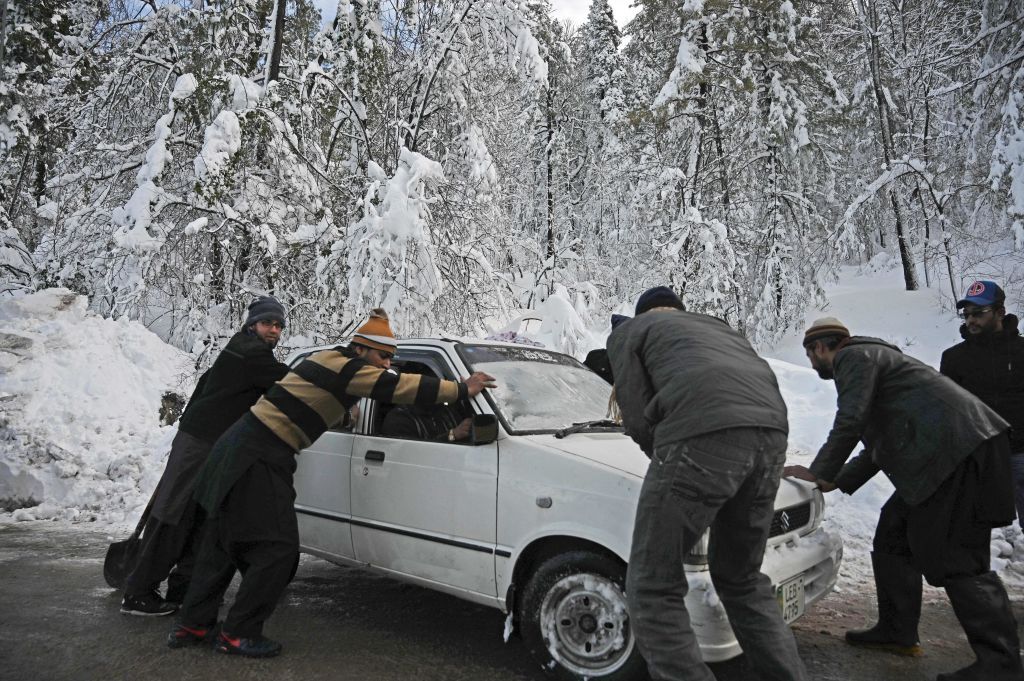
[311,0,639,29]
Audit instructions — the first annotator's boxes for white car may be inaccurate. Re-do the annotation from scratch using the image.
[288,338,842,681]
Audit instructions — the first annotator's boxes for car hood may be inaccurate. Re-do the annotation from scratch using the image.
[521,432,818,507]
[521,432,650,478]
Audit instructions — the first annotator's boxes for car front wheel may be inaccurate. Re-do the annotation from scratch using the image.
[519,550,647,681]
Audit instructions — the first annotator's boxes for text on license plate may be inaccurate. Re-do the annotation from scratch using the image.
[776,575,805,623]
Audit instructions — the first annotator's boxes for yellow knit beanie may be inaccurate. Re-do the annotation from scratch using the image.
[352,308,397,353]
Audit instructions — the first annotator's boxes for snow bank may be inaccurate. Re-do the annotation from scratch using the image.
[0,289,193,525]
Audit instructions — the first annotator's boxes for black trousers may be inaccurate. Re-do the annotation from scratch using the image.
[872,437,1008,587]
[123,501,203,600]
[178,459,299,638]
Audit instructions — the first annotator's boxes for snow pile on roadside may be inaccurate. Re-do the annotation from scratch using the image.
[0,289,194,525]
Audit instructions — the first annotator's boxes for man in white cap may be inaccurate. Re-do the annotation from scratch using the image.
[786,317,1022,681]
[169,309,496,658]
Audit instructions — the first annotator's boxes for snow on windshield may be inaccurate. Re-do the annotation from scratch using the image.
[461,345,611,431]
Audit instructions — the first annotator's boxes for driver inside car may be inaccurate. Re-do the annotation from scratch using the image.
[380,364,473,442]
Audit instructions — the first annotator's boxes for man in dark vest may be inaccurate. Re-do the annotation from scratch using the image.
[168,309,496,657]
[785,317,1022,681]
[120,296,290,616]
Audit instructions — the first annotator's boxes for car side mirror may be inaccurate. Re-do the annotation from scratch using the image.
[471,414,498,445]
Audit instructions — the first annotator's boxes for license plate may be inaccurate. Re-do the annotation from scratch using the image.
[776,575,805,623]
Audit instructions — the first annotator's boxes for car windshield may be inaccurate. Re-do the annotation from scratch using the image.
[458,344,612,432]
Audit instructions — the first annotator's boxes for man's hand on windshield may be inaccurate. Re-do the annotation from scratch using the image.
[464,372,497,396]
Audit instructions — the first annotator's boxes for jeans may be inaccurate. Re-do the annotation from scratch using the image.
[626,427,806,681]
[1012,452,1024,526]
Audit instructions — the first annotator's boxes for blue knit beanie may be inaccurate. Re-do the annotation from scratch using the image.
[244,296,286,328]
[635,286,684,315]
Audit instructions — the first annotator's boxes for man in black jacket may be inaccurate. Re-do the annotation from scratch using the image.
[120,296,290,616]
[941,280,1024,525]
[607,286,805,681]
[786,318,1022,681]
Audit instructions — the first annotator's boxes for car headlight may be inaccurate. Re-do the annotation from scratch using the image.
[809,487,824,532]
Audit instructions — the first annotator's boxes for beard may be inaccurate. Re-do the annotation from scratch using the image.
[812,360,834,380]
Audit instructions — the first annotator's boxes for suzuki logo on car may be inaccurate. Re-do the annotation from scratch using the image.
[780,511,791,532]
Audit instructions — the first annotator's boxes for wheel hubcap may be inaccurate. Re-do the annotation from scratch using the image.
[539,573,634,675]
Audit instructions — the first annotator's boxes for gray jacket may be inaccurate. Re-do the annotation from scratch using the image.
[607,309,788,456]
[812,337,1009,505]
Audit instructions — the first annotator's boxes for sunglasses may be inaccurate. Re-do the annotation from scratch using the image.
[375,350,395,360]
[960,306,994,319]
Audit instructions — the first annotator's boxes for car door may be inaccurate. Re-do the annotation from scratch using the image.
[349,348,498,597]
[292,352,357,562]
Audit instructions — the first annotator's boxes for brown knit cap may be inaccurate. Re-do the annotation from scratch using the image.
[351,308,397,353]
[802,317,850,347]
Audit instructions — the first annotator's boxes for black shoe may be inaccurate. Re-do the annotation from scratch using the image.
[121,591,177,617]
[845,625,924,657]
[214,631,282,658]
[844,552,924,657]
[167,623,214,649]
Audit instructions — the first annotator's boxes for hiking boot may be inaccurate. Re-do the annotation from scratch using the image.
[167,623,213,649]
[214,631,282,658]
[121,591,177,617]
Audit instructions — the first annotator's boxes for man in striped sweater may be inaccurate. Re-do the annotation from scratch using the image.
[168,309,496,658]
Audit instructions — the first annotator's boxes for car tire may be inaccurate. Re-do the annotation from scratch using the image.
[519,550,646,681]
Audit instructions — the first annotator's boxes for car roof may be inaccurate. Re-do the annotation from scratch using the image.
[284,336,565,365]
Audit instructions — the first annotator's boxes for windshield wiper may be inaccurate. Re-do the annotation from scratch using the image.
[554,419,623,439]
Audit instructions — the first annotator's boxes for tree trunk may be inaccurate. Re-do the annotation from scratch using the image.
[0,0,8,76]
[209,239,225,304]
[266,0,286,83]
[861,0,918,290]
[545,85,556,273]
[889,190,917,290]
[917,185,931,288]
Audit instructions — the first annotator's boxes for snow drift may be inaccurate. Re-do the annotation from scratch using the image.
[0,289,193,523]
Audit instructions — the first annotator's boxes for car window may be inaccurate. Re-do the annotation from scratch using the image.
[458,344,611,433]
[371,355,473,442]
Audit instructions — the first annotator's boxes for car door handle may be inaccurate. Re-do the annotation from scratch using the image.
[365,450,386,463]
